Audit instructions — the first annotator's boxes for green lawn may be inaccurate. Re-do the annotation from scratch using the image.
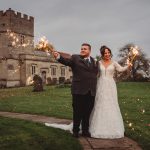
[117,82,150,150]
[0,82,150,150]
[0,86,72,119]
[0,116,82,150]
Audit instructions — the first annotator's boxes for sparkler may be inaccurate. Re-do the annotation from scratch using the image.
[35,36,55,54]
[127,46,139,65]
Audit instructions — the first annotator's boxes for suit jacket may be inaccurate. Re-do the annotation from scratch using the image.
[58,54,98,96]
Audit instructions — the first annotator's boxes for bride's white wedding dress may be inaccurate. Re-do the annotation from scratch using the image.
[89,60,128,139]
[45,60,128,139]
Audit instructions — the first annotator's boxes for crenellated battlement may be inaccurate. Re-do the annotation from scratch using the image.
[0,8,34,22]
[0,8,34,36]
[0,8,34,57]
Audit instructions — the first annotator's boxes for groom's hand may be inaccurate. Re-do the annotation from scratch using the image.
[53,51,60,60]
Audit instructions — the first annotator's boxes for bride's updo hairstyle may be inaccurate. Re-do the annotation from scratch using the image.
[100,45,113,58]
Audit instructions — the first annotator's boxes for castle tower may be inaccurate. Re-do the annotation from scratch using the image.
[0,8,34,87]
[0,8,34,58]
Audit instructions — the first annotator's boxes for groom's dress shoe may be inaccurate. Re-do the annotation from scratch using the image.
[82,131,91,137]
[73,132,79,138]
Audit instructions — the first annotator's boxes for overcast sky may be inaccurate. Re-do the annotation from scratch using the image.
[1,0,150,59]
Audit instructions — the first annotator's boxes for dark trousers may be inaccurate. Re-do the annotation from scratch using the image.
[72,91,95,133]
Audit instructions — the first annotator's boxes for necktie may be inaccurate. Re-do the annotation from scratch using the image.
[85,58,90,66]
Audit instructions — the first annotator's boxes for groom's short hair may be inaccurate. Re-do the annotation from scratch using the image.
[81,43,91,50]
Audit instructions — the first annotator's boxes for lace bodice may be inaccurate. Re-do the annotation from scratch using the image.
[99,60,128,78]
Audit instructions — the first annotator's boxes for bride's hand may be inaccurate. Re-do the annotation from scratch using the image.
[128,63,132,70]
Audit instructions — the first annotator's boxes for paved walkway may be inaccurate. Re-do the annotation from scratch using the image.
[0,111,142,150]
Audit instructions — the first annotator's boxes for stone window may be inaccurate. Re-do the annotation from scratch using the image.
[20,35,25,45]
[1,23,5,27]
[61,66,65,76]
[31,65,36,75]
[51,67,56,76]
[7,64,14,70]
[69,67,72,72]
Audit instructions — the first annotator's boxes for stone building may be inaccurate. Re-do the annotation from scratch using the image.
[0,8,72,87]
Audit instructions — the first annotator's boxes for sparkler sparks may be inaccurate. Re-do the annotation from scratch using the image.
[127,46,139,65]
[35,36,55,54]
[141,109,145,114]
[131,128,135,131]
[6,29,33,48]
[128,122,133,127]
[125,113,128,116]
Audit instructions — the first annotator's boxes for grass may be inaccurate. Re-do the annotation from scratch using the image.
[0,86,72,119]
[0,116,82,150]
[117,82,150,150]
[0,82,150,149]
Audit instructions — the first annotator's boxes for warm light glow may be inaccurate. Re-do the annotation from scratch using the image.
[141,109,145,114]
[6,29,32,48]
[126,45,139,65]
[35,36,55,54]
[132,47,138,55]
[129,122,132,127]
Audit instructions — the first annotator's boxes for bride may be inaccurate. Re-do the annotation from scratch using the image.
[89,45,130,138]
[45,45,131,139]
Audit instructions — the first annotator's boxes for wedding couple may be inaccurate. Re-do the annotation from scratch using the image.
[45,43,130,139]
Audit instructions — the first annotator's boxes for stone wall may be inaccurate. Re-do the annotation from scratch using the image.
[23,54,72,86]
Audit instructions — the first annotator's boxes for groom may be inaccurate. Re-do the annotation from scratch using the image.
[53,43,98,137]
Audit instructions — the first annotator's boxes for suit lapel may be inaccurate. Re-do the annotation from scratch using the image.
[89,57,94,68]
[80,56,89,67]
[79,56,95,69]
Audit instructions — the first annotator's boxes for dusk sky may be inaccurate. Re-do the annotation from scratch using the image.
[1,0,150,59]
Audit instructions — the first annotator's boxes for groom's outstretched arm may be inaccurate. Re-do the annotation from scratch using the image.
[53,51,73,67]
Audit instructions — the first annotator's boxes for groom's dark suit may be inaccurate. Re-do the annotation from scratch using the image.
[58,54,98,134]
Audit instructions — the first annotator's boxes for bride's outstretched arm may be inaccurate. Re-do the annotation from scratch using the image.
[114,61,130,72]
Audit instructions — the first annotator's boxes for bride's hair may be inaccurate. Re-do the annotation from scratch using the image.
[100,45,113,58]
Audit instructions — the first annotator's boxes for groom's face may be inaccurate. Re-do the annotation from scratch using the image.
[80,45,91,58]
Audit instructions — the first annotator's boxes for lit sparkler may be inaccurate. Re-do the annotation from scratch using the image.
[35,36,55,54]
[127,46,139,65]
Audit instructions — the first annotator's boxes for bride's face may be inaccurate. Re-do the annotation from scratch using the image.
[103,49,111,60]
